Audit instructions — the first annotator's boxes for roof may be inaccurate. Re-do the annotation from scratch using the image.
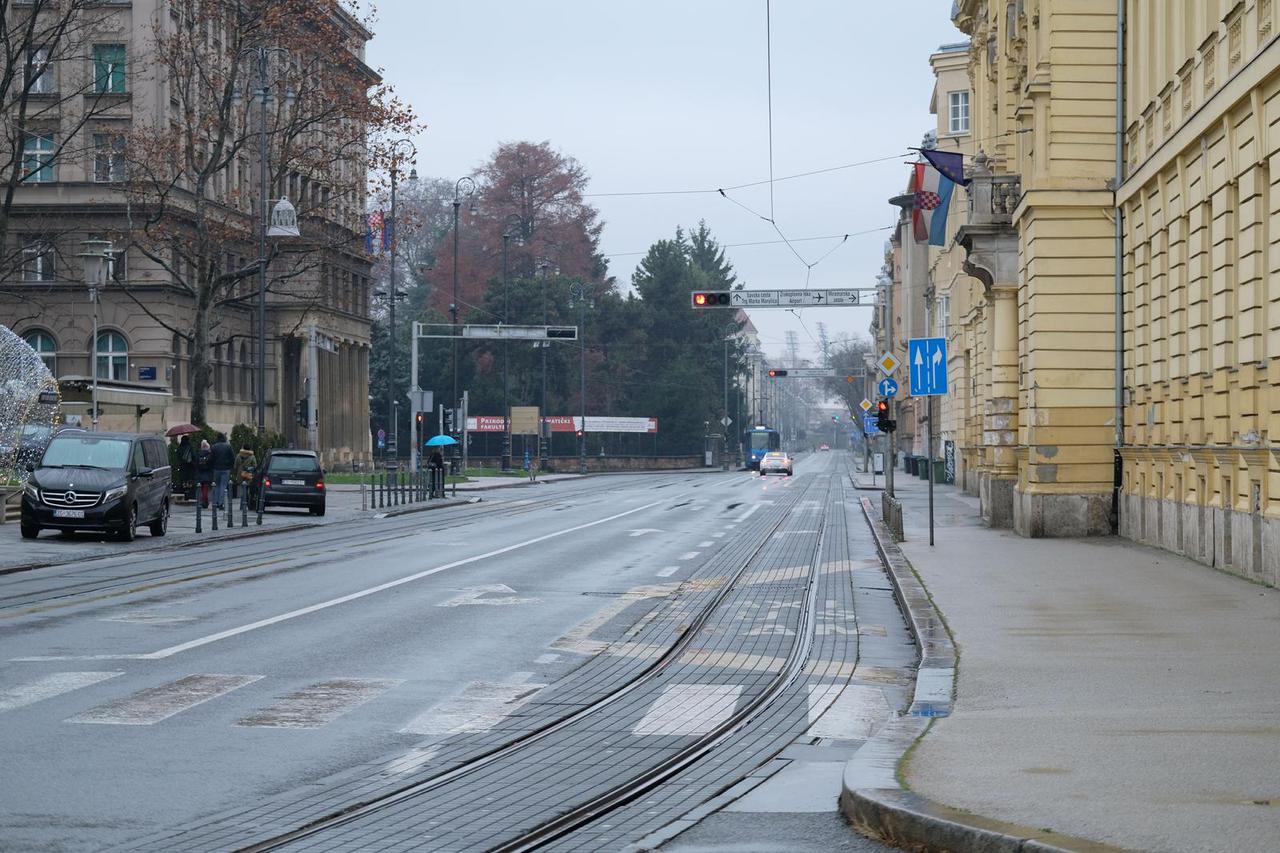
[937,41,969,52]
[48,431,154,441]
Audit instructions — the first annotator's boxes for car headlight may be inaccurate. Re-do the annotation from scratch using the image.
[23,482,38,500]
[103,485,128,502]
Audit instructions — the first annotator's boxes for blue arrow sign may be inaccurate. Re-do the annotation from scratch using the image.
[908,337,948,396]
[877,377,898,398]
[863,414,881,435]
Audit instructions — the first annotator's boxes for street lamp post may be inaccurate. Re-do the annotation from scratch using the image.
[385,139,417,464]
[500,232,513,471]
[538,261,550,470]
[77,240,113,431]
[450,176,476,466]
[570,282,589,475]
[721,321,737,470]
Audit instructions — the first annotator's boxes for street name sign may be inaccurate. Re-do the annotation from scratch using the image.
[719,288,871,308]
[414,322,578,340]
[863,414,881,434]
[765,367,837,378]
[908,337,948,395]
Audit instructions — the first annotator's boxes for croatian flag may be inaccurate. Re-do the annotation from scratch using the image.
[365,211,385,254]
[911,161,955,247]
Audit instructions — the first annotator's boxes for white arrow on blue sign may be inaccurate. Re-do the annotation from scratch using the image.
[908,337,948,396]
[877,377,898,398]
[863,414,880,435]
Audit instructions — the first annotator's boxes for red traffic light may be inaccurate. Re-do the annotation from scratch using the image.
[876,400,888,413]
[694,293,709,306]
[691,291,731,308]
[767,369,788,378]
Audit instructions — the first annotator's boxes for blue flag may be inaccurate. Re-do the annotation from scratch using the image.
[920,148,969,186]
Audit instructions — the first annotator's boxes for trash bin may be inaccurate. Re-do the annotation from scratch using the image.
[932,459,946,482]
[904,456,917,475]
[917,457,930,480]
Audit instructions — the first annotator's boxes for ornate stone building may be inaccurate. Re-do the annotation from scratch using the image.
[0,0,376,465]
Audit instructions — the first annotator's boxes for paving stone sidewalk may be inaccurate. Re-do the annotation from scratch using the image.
[889,474,1280,853]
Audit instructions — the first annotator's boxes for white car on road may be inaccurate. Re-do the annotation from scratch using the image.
[759,451,793,476]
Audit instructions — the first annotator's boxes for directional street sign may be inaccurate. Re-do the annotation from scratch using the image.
[764,367,837,378]
[877,378,899,398]
[724,288,872,308]
[859,398,873,412]
[863,414,881,435]
[877,352,900,375]
[908,337,949,396]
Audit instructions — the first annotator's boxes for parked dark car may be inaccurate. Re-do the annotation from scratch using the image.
[250,450,326,515]
[21,431,171,541]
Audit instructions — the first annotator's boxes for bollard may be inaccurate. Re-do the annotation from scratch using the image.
[379,473,385,508]
[393,471,399,506]
[241,486,248,528]
[226,486,235,529]
[195,493,203,533]
[361,468,367,511]
[211,493,218,530]
[257,484,264,526]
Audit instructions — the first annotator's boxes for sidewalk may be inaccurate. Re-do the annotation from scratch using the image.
[880,474,1280,852]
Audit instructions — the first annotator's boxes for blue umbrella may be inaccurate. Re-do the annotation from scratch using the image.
[425,435,458,447]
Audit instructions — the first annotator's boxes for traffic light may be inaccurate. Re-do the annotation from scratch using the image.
[415,412,425,438]
[767,369,788,378]
[690,291,732,308]
[832,414,840,422]
[294,399,308,427]
[875,399,896,432]
[442,408,454,434]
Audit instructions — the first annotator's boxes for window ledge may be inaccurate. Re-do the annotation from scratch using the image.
[85,92,132,104]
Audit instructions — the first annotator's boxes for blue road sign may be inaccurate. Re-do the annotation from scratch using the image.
[377,428,386,450]
[877,377,899,398]
[863,414,881,435]
[908,336,949,396]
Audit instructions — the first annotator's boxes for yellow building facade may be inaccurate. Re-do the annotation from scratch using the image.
[946,0,1119,536]
[1118,0,1280,586]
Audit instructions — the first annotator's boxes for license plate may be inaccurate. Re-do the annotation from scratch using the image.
[282,479,305,486]
[53,509,85,519]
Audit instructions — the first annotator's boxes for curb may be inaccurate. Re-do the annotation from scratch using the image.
[0,496,477,578]
[848,471,884,492]
[842,497,1129,853]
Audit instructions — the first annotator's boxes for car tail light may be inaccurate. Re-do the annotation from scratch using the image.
[315,481,324,490]
[263,477,271,488]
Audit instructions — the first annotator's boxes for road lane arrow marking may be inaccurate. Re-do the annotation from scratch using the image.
[437,584,538,607]
[628,528,662,537]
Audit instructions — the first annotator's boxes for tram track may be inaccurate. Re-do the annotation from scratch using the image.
[231,470,834,853]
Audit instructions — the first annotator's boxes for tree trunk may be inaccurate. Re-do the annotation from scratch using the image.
[190,289,212,425]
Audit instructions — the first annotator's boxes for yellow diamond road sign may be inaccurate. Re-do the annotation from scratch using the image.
[859,398,873,412]
[877,352,900,375]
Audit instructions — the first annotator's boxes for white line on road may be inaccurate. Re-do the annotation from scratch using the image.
[13,499,673,663]
[68,674,263,725]
[656,566,680,577]
[712,532,726,538]
[698,540,714,548]
[0,671,123,713]
[235,679,401,729]
[678,552,701,561]
[534,653,559,665]
[400,674,544,735]
[633,683,742,736]
[735,504,762,522]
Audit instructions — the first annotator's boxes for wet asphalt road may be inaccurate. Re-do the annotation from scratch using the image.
[0,459,888,852]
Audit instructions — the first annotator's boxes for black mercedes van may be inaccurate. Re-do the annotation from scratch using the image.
[21,431,171,541]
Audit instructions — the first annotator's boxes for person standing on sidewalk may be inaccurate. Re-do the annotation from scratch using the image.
[177,435,196,501]
[210,432,235,510]
[197,439,213,508]
[233,446,257,503]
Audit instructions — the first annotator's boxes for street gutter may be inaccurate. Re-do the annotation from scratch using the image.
[840,497,1130,853]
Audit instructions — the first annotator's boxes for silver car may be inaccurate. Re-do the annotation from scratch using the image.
[759,451,793,476]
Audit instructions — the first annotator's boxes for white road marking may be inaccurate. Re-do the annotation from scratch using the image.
[235,679,401,729]
[14,498,672,663]
[735,504,762,522]
[534,653,559,665]
[655,566,680,578]
[628,528,662,537]
[552,584,676,655]
[712,532,726,538]
[98,612,196,625]
[68,674,263,725]
[0,671,124,713]
[436,584,539,607]
[400,674,544,735]
[698,540,714,548]
[678,552,701,561]
[806,684,892,740]
[633,683,742,736]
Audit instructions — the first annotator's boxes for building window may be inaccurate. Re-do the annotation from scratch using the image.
[22,134,55,182]
[948,91,970,134]
[93,44,126,94]
[21,236,54,281]
[22,330,57,373]
[937,295,951,339]
[26,47,52,94]
[95,331,128,381]
[93,133,127,182]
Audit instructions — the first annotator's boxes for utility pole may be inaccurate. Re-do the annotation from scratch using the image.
[451,176,475,468]
[539,262,550,470]
[500,233,512,471]
[571,283,589,475]
[884,278,895,502]
[386,140,417,464]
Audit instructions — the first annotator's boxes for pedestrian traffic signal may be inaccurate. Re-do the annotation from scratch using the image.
[690,291,732,308]
[294,399,308,427]
[442,408,454,434]
[832,415,840,422]
[767,369,787,378]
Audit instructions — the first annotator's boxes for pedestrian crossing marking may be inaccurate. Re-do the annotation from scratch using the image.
[235,679,401,729]
[633,683,742,736]
[0,671,123,713]
[67,674,263,725]
[400,674,546,735]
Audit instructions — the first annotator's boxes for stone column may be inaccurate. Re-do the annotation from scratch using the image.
[982,284,1019,526]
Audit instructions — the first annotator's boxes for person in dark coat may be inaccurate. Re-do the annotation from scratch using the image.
[209,432,235,510]
[428,450,445,497]
[177,435,196,500]
[197,439,213,508]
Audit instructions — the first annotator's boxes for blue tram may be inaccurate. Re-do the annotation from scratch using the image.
[742,426,781,469]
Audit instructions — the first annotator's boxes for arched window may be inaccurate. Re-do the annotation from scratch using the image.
[95,331,128,380]
[23,329,57,373]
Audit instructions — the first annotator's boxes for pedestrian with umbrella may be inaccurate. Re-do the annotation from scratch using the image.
[425,434,455,498]
[166,423,201,501]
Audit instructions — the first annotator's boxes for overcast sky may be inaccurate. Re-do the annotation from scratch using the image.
[368,2,963,363]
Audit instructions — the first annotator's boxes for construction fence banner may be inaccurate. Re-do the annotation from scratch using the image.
[466,416,659,434]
